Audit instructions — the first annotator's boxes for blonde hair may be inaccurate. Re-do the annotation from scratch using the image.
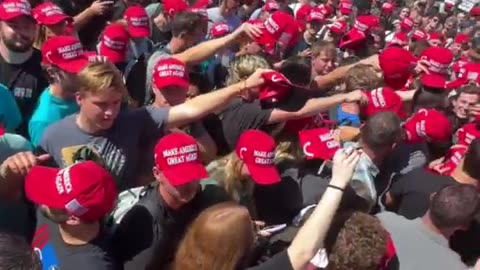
[33,25,48,50]
[226,54,271,85]
[344,64,382,92]
[208,154,256,216]
[274,132,302,164]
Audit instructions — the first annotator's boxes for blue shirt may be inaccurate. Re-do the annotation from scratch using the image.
[336,105,361,127]
[0,83,21,132]
[28,87,79,146]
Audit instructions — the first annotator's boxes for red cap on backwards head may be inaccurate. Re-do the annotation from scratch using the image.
[236,130,280,185]
[25,161,117,222]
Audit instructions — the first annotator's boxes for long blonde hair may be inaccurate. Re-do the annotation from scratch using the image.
[226,54,271,85]
[171,202,255,270]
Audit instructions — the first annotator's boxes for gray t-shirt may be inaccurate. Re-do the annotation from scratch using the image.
[377,212,468,270]
[40,107,169,191]
[207,7,241,33]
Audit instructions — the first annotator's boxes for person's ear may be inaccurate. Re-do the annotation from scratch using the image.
[152,166,165,182]
[75,92,83,106]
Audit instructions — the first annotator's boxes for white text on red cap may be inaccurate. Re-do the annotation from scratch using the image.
[41,6,63,16]
[129,17,148,27]
[3,2,30,14]
[265,16,279,35]
[162,144,198,166]
[254,150,274,165]
[371,88,387,108]
[157,63,185,78]
[57,42,83,60]
[103,36,126,50]
[319,131,340,149]
[56,166,73,195]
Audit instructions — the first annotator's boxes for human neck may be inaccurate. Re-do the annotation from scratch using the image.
[451,166,478,187]
[0,39,32,64]
[422,212,454,239]
[76,113,104,135]
[49,84,72,100]
[59,222,100,245]
[168,38,186,54]
[304,31,316,44]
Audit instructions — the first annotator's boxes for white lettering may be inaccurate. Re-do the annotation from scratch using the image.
[162,148,178,158]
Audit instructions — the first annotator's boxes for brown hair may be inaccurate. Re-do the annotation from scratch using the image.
[171,202,255,270]
[344,64,382,92]
[328,212,389,270]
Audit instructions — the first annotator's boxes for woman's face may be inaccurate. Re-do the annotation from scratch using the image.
[400,8,410,19]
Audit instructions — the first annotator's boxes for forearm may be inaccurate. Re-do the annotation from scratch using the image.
[295,93,348,119]
[175,32,239,66]
[287,177,345,269]
[73,8,95,30]
[396,90,416,101]
[167,82,243,128]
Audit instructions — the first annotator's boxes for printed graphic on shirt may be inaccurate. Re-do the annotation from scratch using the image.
[32,225,61,270]
[60,140,126,183]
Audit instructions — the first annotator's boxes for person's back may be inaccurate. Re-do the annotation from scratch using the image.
[377,211,467,270]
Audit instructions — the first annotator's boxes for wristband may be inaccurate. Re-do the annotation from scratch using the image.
[327,184,344,192]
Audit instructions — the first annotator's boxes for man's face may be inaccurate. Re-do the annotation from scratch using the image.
[312,50,335,75]
[77,89,123,131]
[428,39,442,47]
[306,21,322,36]
[457,13,466,24]
[156,86,187,106]
[159,176,200,208]
[0,17,36,52]
[449,43,462,56]
[453,92,479,119]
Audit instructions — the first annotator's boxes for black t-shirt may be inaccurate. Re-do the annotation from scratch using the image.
[31,210,121,270]
[388,169,458,219]
[113,183,229,270]
[0,49,47,137]
[205,99,273,155]
[246,250,293,270]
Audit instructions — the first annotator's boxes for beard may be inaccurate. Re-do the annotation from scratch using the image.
[2,35,33,52]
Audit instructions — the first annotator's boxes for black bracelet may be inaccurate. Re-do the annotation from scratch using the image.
[327,184,345,192]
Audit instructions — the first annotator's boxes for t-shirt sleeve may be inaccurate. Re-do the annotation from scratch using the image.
[130,107,169,143]
[246,250,294,270]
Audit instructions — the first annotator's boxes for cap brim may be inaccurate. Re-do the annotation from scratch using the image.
[99,47,125,64]
[25,166,64,209]
[154,77,189,90]
[41,14,70,25]
[246,163,281,185]
[163,162,209,187]
[0,13,32,21]
[128,26,150,38]
[57,57,89,74]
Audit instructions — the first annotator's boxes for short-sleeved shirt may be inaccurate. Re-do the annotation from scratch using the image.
[205,99,273,155]
[32,211,121,270]
[0,83,21,131]
[388,169,457,219]
[28,87,79,146]
[39,107,169,191]
[377,212,467,270]
[207,7,241,32]
[0,49,48,136]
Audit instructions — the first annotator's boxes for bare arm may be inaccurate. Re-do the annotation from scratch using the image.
[396,90,416,101]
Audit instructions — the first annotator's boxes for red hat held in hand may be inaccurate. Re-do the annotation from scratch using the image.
[361,87,405,119]
[446,63,480,89]
[154,133,208,187]
[299,128,340,161]
[25,161,117,222]
[403,109,452,144]
[259,71,293,102]
[236,130,281,185]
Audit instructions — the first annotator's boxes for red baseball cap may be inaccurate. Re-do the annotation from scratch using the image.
[454,34,470,46]
[339,0,352,15]
[154,133,208,187]
[99,24,129,64]
[263,0,280,12]
[404,109,452,144]
[41,36,88,74]
[434,145,468,176]
[25,161,117,222]
[329,20,347,35]
[427,32,443,45]
[152,58,189,90]
[421,74,446,89]
[456,123,480,146]
[163,0,187,17]
[379,47,417,90]
[318,4,333,18]
[236,130,280,185]
[210,22,230,38]
[0,0,31,21]
[299,128,340,160]
[400,17,414,32]
[411,29,427,42]
[0,124,4,137]
[259,71,293,102]
[339,28,366,51]
[33,2,70,26]
[420,47,453,76]
[124,6,149,38]
[381,2,394,14]
[295,5,312,21]
[362,87,406,119]
[186,7,208,18]
[354,15,380,33]
[307,7,325,23]
[252,11,296,56]
[472,7,480,16]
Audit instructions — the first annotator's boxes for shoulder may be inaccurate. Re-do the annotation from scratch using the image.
[42,115,76,136]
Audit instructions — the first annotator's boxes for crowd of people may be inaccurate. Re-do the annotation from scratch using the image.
[2,0,480,269]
